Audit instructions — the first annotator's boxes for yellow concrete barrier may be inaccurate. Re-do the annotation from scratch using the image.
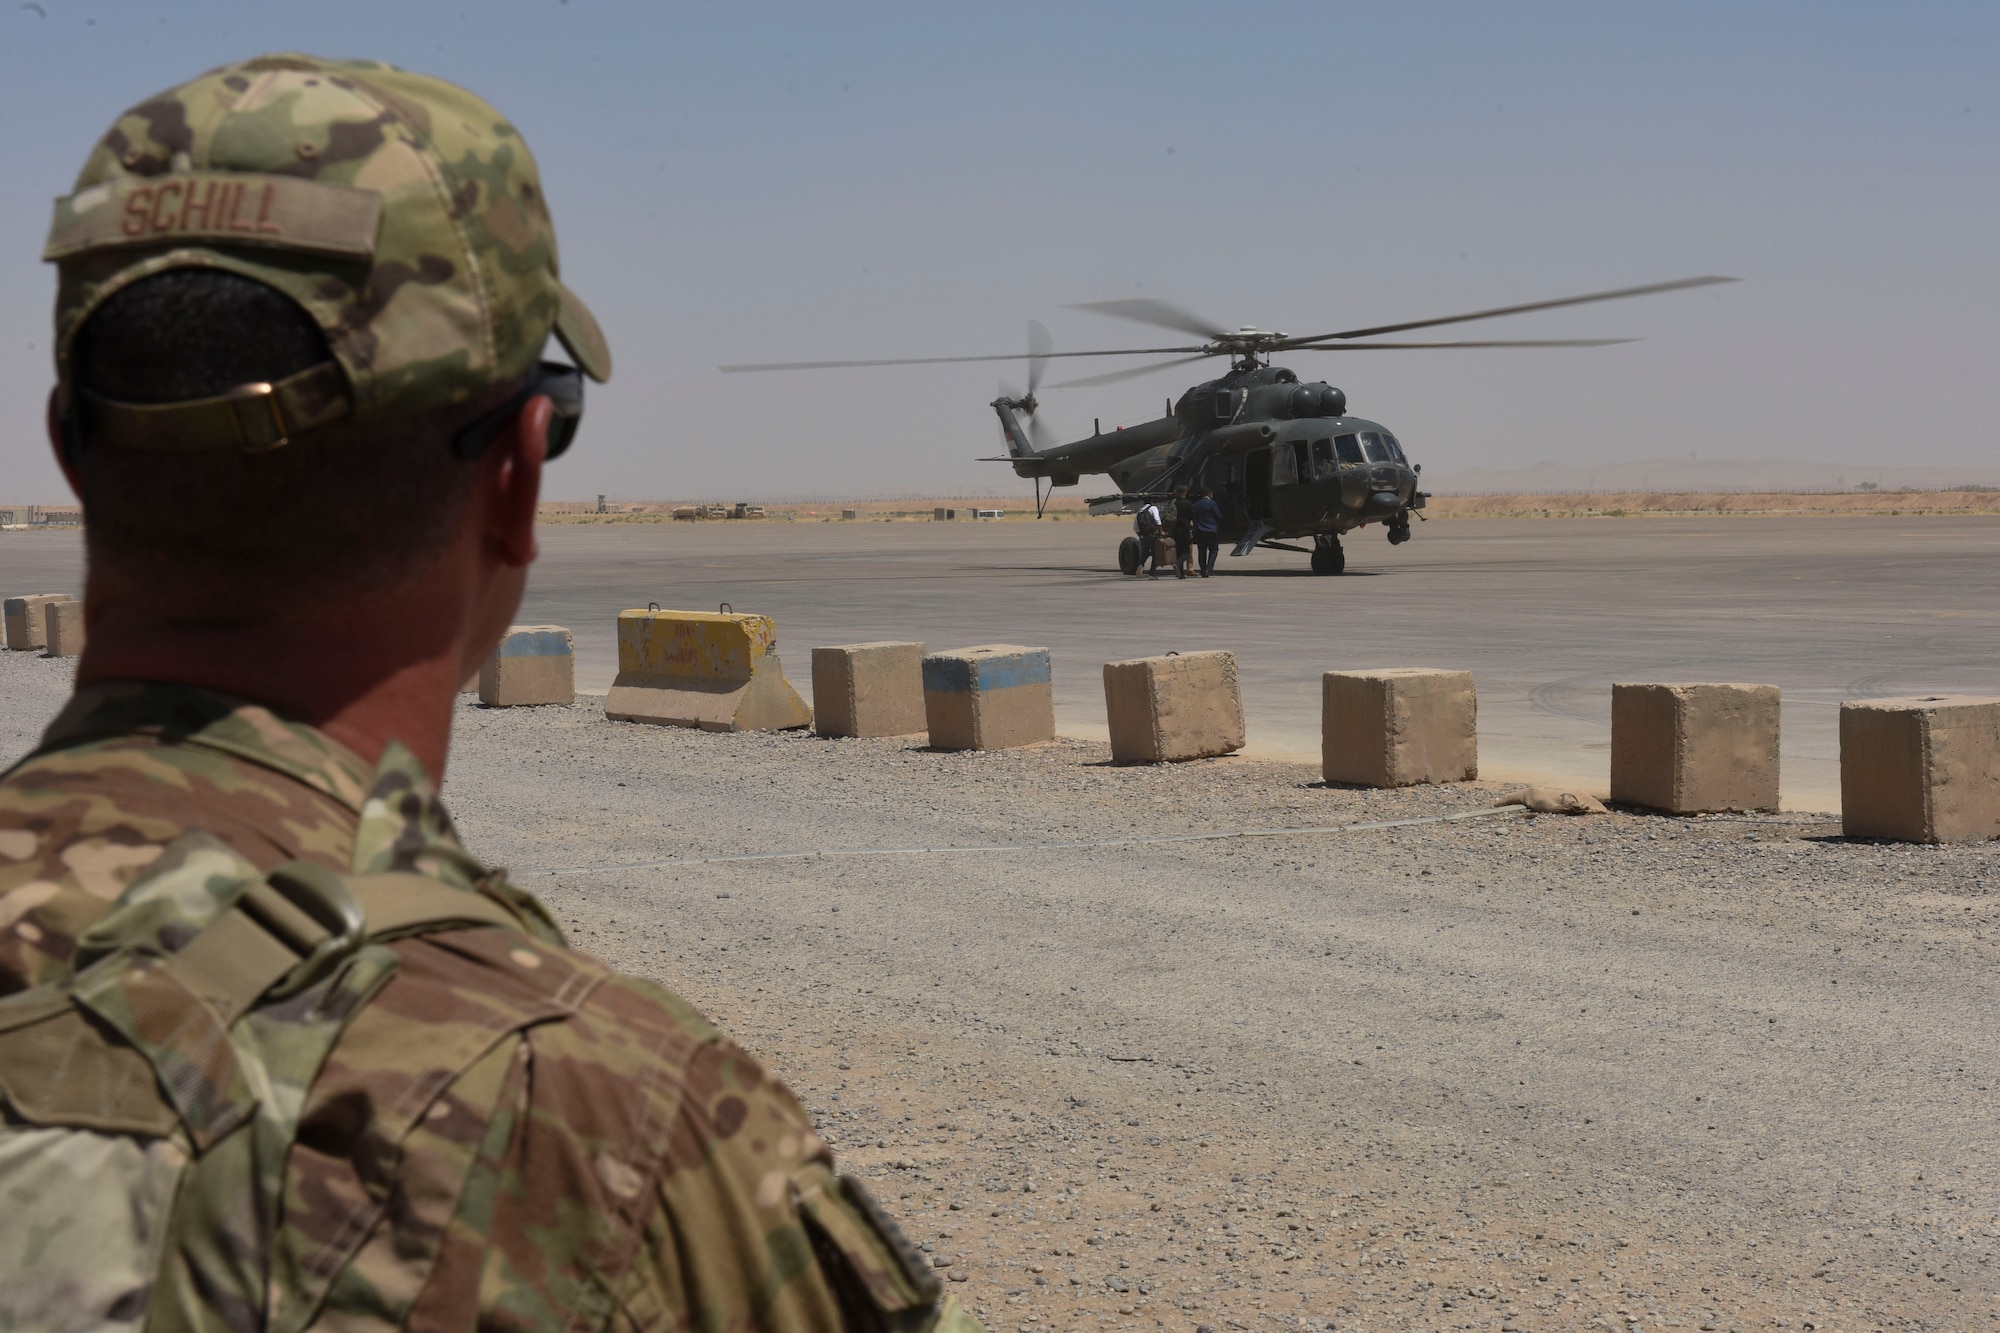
[605,608,812,732]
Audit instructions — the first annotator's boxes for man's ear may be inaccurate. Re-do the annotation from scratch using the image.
[483,393,553,569]
[46,388,86,499]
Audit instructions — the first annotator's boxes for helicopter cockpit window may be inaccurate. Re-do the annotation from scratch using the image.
[1360,432,1391,463]
[1334,434,1364,465]
[1213,389,1237,423]
[1382,432,1408,463]
[1311,438,1334,477]
[1284,440,1310,485]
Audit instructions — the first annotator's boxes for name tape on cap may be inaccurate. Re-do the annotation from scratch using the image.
[44,173,383,262]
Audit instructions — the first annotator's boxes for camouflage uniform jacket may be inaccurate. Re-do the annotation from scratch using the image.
[0,682,973,1332]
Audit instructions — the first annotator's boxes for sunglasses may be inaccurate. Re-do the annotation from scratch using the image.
[453,360,585,461]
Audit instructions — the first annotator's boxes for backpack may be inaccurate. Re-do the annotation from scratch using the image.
[0,831,537,1332]
[1134,506,1159,537]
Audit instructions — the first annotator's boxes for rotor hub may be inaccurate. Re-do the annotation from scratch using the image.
[1208,328,1290,368]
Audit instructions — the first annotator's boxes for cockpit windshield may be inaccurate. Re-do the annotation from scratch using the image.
[1359,432,1391,463]
[1334,434,1364,465]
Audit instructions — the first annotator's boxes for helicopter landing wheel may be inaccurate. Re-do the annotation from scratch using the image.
[1118,536,1143,576]
[1311,538,1346,576]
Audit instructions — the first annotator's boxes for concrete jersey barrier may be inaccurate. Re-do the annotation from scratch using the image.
[812,642,927,738]
[1103,651,1246,763]
[479,625,575,707]
[1322,668,1479,787]
[4,593,73,652]
[606,608,812,732]
[922,645,1055,751]
[1611,682,1780,813]
[1841,694,2000,842]
[43,601,86,658]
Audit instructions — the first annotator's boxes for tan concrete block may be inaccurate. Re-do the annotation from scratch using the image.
[43,600,86,658]
[1321,668,1477,787]
[1610,682,1780,813]
[605,609,812,732]
[478,625,575,707]
[3,593,72,651]
[1841,695,2000,843]
[922,645,1054,751]
[1103,651,1245,763]
[813,642,927,737]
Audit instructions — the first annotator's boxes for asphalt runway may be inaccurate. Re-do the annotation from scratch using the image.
[9,512,2000,810]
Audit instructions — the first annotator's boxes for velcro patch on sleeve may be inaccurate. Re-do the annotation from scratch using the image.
[794,1168,942,1314]
[44,174,382,261]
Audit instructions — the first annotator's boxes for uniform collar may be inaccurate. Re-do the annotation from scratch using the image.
[34,680,376,812]
[30,681,560,937]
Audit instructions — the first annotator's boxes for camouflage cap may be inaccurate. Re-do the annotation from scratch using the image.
[44,53,611,450]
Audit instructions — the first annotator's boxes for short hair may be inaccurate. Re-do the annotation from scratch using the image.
[72,268,509,615]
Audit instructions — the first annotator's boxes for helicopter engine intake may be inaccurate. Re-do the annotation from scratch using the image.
[1286,384,1347,418]
[1208,421,1278,452]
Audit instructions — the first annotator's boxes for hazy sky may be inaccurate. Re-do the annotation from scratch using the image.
[3,2,1995,501]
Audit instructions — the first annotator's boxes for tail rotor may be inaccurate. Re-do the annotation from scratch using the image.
[999,319,1057,453]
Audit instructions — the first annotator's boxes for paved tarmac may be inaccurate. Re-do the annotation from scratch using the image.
[8,513,1999,808]
[542,513,1999,811]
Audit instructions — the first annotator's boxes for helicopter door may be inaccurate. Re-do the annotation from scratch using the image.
[1244,448,1272,520]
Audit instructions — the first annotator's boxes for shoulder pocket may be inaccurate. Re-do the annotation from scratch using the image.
[794,1167,942,1330]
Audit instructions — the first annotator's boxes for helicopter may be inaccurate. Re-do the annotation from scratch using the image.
[721,276,1735,575]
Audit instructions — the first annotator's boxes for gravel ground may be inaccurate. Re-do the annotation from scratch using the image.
[4,655,1997,1333]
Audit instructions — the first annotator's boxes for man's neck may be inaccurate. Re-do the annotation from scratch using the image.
[75,579,473,782]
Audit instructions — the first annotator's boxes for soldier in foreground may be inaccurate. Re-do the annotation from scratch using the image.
[0,54,979,1332]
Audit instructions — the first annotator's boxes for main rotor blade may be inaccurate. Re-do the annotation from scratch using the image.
[1027,319,1053,397]
[1066,297,1229,341]
[1279,275,1737,347]
[719,344,1204,373]
[1289,338,1637,349]
[1051,353,1216,390]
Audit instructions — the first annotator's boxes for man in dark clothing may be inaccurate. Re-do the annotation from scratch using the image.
[1134,500,1165,574]
[1192,488,1224,577]
[1170,487,1195,579]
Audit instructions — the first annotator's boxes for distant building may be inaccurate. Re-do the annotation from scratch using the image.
[0,505,82,528]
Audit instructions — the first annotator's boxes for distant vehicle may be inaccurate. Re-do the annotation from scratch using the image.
[724,277,1733,574]
[975,509,1005,520]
